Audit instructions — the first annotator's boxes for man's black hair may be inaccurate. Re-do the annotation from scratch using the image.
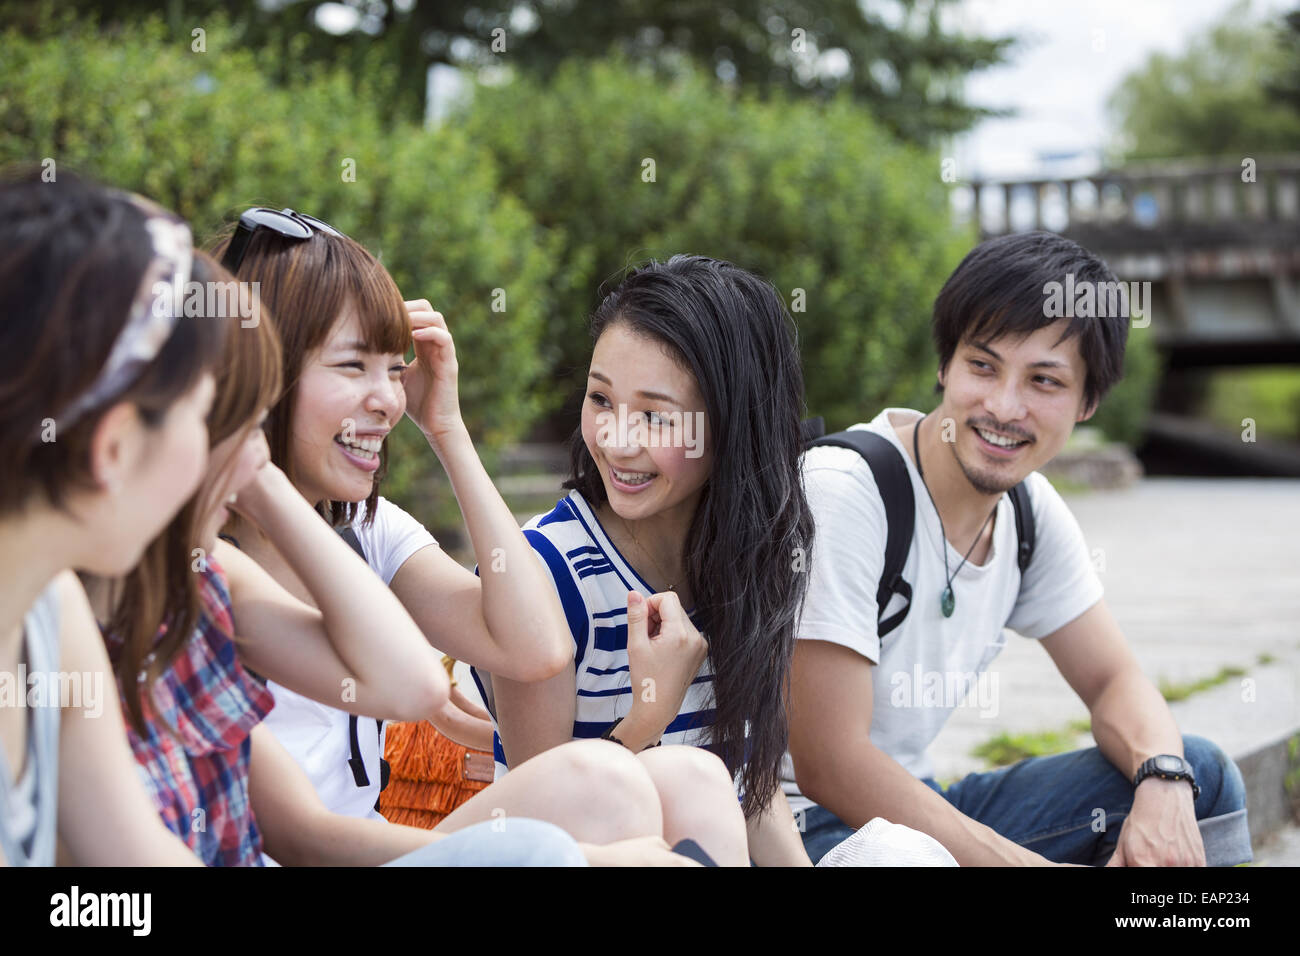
[931,231,1130,412]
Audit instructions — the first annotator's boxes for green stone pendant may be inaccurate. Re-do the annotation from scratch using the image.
[940,586,955,617]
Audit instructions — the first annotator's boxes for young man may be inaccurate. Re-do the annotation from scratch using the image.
[784,231,1250,867]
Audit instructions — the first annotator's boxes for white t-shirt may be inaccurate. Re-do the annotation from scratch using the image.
[260,496,438,821]
[781,408,1103,813]
[471,489,718,780]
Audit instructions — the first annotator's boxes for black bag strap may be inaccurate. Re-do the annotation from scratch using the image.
[347,714,370,787]
[1007,481,1035,574]
[807,427,915,639]
[338,525,365,560]
[802,416,1038,638]
[335,525,391,800]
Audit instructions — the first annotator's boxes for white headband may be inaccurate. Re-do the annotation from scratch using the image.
[59,205,195,427]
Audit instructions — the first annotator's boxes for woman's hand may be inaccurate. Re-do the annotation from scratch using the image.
[401,298,466,448]
[619,590,708,750]
[225,432,288,532]
[578,836,702,867]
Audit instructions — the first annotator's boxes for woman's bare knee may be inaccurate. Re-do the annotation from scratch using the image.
[636,745,749,865]
[639,744,735,795]
[435,738,663,843]
[539,739,664,840]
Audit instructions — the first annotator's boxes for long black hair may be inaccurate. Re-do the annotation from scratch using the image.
[564,254,814,818]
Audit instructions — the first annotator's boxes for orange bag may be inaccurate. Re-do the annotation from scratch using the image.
[378,720,495,829]
[377,657,495,829]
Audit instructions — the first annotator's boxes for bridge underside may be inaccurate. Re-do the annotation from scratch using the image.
[1063,225,1300,368]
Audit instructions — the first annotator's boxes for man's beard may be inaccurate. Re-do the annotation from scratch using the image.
[953,446,1020,496]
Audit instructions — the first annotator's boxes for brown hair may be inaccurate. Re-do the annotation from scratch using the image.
[209,222,410,528]
[0,167,222,517]
[109,250,284,736]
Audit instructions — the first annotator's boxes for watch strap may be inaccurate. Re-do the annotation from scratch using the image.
[1133,754,1200,800]
[601,717,662,752]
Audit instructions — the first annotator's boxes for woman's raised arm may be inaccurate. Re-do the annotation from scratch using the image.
[218,461,449,722]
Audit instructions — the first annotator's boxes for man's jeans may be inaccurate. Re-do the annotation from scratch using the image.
[800,734,1251,866]
[384,818,587,866]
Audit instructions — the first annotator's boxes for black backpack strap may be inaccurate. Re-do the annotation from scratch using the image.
[799,416,826,444]
[808,429,915,639]
[1007,481,1035,573]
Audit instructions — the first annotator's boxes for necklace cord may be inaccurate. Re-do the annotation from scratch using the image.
[912,414,997,604]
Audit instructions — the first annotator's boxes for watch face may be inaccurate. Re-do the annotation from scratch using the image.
[1155,755,1183,773]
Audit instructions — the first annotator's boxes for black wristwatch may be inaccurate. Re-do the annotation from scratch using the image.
[1133,754,1199,799]
[601,717,662,752]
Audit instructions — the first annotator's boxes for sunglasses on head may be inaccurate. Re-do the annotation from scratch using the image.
[220,207,344,274]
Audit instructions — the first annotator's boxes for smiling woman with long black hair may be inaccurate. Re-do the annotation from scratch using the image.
[476,254,818,864]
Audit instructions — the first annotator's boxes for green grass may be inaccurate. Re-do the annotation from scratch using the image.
[1203,366,1300,441]
[1258,653,1276,666]
[1043,474,1092,497]
[1285,735,1300,809]
[971,729,1080,767]
[1158,665,1247,703]
[972,661,1257,770]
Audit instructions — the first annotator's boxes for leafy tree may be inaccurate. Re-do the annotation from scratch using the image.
[1108,1,1300,161]
[0,12,554,534]
[11,0,1014,144]
[1263,7,1300,113]
[454,58,973,430]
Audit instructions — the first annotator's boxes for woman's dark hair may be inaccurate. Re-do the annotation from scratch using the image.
[0,166,222,516]
[931,231,1129,412]
[109,250,284,737]
[564,254,814,818]
[208,222,409,528]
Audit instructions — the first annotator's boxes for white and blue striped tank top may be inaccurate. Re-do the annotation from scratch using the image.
[472,490,717,779]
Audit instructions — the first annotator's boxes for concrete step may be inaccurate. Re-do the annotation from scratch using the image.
[496,442,571,476]
[496,473,567,499]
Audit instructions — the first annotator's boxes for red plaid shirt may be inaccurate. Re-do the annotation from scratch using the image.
[105,557,274,866]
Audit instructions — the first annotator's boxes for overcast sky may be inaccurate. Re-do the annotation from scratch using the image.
[950,0,1292,180]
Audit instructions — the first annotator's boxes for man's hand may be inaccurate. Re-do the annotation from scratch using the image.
[1107,778,1205,866]
[578,836,703,867]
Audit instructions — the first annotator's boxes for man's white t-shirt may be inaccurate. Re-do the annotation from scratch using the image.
[781,408,1103,813]
[260,496,438,821]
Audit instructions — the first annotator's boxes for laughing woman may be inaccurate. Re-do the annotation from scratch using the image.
[476,255,818,865]
[211,212,747,864]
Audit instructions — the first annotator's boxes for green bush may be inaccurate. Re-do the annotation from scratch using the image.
[0,11,554,534]
[1,12,1158,550]
[1089,318,1161,446]
[455,58,974,431]
[1204,367,1300,441]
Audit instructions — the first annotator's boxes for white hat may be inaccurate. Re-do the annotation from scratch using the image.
[815,817,959,867]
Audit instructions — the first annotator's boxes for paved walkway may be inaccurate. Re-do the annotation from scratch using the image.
[933,478,1299,773]
[931,477,1300,860]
